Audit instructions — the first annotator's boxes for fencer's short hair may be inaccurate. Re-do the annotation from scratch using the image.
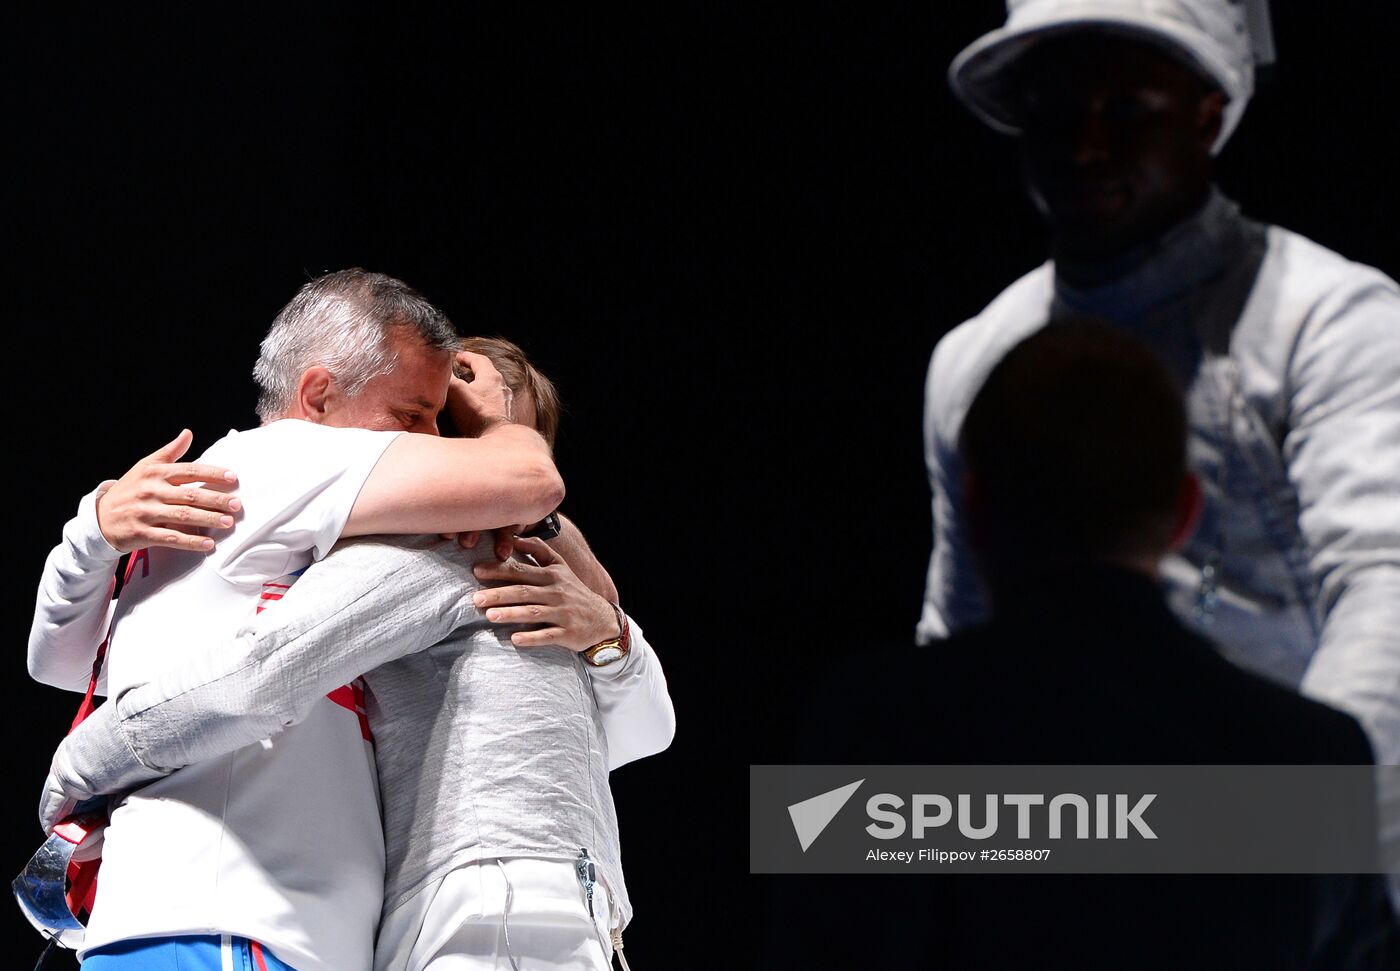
[458,336,562,448]
[253,269,460,423]
[958,320,1187,565]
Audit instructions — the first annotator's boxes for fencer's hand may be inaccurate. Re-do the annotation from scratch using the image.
[440,528,521,562]
[472,537,619,651]
[96,429,241,553]
[445,351,514,437]
[39,770,80,836]
[40,742,96,828]
[39,773,106,862]
[40,743,108,859]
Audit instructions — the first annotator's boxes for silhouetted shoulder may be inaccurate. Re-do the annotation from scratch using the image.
[1185,631,1375,765]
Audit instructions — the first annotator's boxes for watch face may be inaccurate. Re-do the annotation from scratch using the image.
[588,646,624,666]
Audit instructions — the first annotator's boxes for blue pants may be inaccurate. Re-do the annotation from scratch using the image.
[83,934,297,970]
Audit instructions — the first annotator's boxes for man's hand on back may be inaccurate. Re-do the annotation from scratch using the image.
[472,537,619,651]
[96,429,241,553]
[446,350,515,437]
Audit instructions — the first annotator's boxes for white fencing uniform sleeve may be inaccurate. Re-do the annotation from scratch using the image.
[49,536,483,799]
[587,617,675,770]
[1291,282,1400,766]
[29,487,121,693]
[919,339,992,644]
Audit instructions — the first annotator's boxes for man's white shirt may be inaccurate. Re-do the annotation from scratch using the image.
[31,419,402,971]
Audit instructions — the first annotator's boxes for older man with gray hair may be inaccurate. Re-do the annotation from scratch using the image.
[38,336,674,971]
[923,1,1400,784]
[28,268,565,971]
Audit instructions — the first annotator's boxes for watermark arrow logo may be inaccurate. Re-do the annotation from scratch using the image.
[788,779,864,852]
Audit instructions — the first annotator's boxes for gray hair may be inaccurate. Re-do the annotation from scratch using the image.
[253,269,460,422]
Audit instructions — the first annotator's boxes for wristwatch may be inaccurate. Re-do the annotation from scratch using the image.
[582,602,631,667]
[520,512,561,541]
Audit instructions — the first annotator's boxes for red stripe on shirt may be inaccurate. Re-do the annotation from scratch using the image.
[327,684,374,742]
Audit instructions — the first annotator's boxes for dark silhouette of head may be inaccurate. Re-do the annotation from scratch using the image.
[1010,32,1226,265]
[959,320,1199,594]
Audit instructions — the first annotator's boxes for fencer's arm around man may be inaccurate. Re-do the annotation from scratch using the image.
[39,536,482,830]
[40,534,675,828]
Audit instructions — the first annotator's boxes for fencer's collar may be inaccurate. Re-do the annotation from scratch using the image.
[1053,189,1246,324]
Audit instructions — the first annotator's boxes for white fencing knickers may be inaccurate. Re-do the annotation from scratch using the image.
[376,858,618,971]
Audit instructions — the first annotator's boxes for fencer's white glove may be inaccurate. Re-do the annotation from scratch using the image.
[39,743,96,835]
[38,773,79,836]
[39,742,107,861]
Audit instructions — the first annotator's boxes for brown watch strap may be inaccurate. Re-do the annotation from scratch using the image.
[611,602,631,654]
[582,604,630,666]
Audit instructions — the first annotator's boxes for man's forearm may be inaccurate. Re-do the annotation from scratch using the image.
[346,426,564,537]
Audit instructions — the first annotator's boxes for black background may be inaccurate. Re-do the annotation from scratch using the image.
[7,3,1400,964]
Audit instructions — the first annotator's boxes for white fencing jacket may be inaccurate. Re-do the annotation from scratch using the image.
[921,191,1400,766]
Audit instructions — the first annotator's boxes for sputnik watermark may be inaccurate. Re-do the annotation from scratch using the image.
[752,765,1398,874]
[787,781,1154,854]
[865,791,1156,840]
